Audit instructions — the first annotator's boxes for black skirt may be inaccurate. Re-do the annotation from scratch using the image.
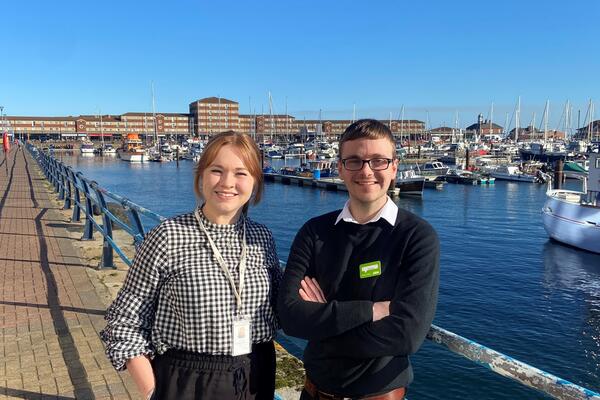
[151,341,275,400]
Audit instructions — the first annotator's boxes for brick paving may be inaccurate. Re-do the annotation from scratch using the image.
[0,148,140,399]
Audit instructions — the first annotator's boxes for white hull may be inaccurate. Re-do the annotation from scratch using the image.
[542,190,600,254]
[80,148,95,154]
[118,149,145,162]
[490,172,537,182]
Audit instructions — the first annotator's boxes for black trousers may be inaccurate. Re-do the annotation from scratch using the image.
[151,341,275,400]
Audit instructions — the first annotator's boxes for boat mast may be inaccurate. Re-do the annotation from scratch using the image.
[515,97,521,142]
[151,82,157,149]
[100,110,104,151]
[591,100,595,142]
[453,110,458,143]
[285,97,289,143]
[543,99,549,144]
[400,105,405,144]
[352,103,356,123]
[268,91,274,143]
[489,102,494,138]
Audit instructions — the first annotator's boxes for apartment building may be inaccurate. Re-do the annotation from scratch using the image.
[189,97,240,135]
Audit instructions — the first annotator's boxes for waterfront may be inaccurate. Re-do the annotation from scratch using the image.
[61,153,600,399]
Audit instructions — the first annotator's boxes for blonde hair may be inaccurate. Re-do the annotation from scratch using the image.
[194,131,264,211]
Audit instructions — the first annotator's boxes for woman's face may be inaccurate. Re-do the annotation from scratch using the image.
[201,144,255,224]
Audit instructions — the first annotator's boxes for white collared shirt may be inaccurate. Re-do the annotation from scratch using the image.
[335,196,398,226]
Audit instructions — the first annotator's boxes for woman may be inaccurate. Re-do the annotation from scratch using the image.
[101,131,281,400]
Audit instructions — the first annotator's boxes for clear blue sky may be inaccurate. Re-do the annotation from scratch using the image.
[2,0,598,131]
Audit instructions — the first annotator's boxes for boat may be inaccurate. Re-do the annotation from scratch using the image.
[542,153,600,253]
[489,164,548,183]
[396,169,425,196]
[79,141,95,154]
[117,134,146,162]
[266,150,283,159]
[440,169,478,185]
[563,160,588,180]
[307,159,337,178]
[440,169,495,185]
[418,161,449,177]
[100,143,116,155]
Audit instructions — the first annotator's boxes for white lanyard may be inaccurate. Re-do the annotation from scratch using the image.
[195,208,247,314]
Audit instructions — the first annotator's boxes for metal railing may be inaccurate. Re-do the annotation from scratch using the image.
[29,145,600,400]
[30,144,165,268]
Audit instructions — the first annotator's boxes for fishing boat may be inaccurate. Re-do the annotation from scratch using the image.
[117,133,146,162]
[542,153,600,254]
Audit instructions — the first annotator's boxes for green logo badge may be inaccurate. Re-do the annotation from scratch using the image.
[359,261,381,279]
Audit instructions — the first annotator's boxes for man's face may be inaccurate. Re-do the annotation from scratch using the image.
[337,138,397,207]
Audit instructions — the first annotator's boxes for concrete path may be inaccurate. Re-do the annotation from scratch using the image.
[0,148,139,399]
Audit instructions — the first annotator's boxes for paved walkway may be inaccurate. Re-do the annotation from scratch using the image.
[0,148,139,399]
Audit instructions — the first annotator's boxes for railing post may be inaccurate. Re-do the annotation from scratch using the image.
[71,171,83,222]
[80,177,95,240]
[53,159,60,193]
[63,166,73,209]
[91,183,115,269]
[58,162,66,200]
[123,200,146,246]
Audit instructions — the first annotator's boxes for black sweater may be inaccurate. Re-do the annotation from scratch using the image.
[277,208,440,397]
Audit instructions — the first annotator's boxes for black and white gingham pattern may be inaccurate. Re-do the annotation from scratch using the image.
[100,209,282,371]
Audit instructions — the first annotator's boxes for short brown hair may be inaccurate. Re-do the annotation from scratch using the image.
[339,119,395,158]
[194,131,264,210]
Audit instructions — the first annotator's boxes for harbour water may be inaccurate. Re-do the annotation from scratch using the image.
[62,153,600,399]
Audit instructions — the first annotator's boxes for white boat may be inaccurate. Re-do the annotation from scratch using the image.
[542,153,600,254]
[489,165,545,183]
[118,134,146,162]
[80,141,95,154]
[418,161,449,177]
[100,143,117,154]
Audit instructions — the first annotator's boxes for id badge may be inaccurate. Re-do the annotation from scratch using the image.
[231,317,252,356]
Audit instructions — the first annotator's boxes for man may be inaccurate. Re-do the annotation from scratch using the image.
[278,119,439,399]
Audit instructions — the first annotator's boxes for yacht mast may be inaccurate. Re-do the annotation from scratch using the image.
[268,91,274,143]
[151,82,157,148]
[489,102,494,137]
[515,96,521,142]
[100,111,104,151]
[400,105,405,144]
[543,99,549,143]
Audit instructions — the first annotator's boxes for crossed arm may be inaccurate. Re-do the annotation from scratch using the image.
[299,277,390,322]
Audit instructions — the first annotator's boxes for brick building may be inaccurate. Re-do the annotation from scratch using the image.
[189,97,240,135]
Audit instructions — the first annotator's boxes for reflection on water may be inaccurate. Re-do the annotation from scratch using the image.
[543,241,600,380]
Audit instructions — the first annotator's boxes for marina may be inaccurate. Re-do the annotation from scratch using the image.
[42,149,600,399]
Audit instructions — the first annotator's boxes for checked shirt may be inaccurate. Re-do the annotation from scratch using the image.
[100,209,282,371]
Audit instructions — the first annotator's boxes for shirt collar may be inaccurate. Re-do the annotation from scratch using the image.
[335,196,398,226]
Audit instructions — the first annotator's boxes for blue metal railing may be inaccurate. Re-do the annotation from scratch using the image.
[30,144,165,268]
[28,145,600,400]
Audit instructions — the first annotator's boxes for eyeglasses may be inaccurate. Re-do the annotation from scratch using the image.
[341,158,393,171]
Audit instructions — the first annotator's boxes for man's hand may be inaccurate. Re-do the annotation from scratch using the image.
[299,277,326,303]
[372,301,390,322]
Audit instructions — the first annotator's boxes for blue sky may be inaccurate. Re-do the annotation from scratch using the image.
[2,0,598,131]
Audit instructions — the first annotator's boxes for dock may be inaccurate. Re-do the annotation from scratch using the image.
[264,173,400,196]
